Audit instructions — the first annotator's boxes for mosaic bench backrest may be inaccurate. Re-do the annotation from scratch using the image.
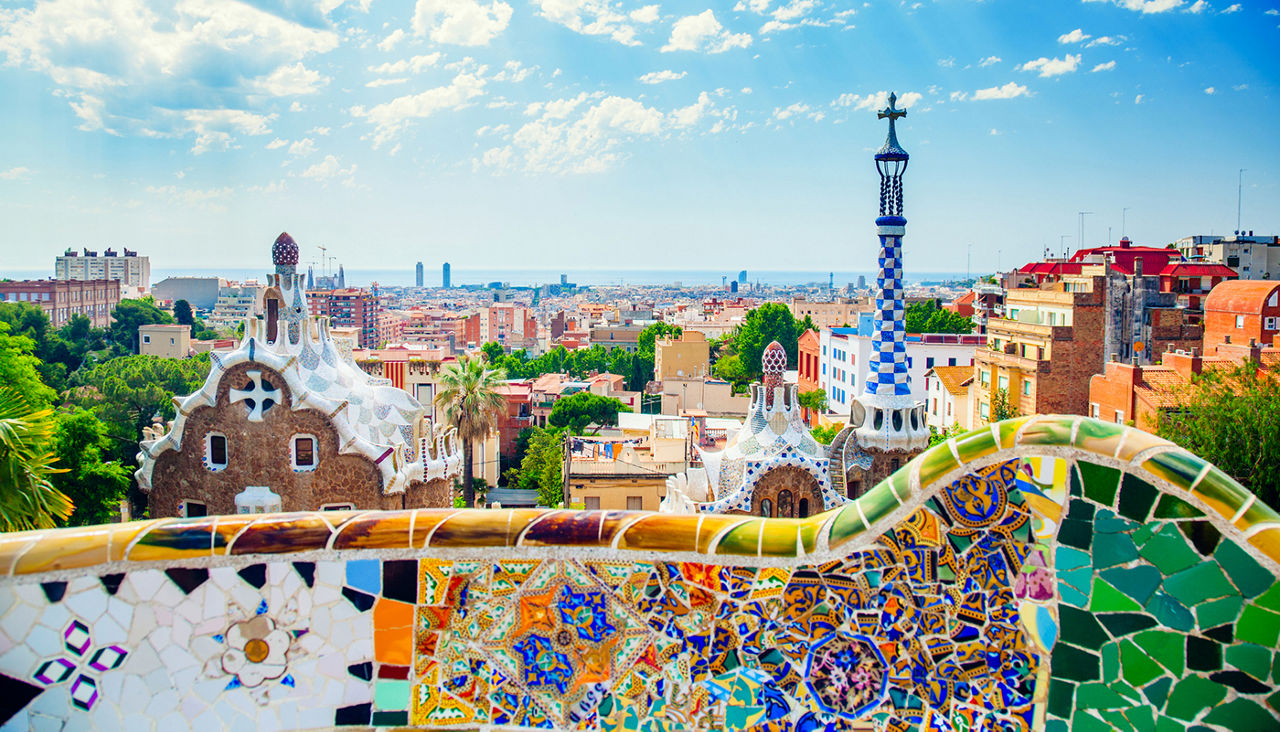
[0,415,1277,731]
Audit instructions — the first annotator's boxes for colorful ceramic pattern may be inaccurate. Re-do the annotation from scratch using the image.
[0,415,1276,730]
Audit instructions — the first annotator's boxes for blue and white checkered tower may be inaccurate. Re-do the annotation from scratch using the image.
[852,93,929,452]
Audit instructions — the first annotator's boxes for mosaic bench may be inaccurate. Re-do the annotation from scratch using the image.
[0,415,1277,731]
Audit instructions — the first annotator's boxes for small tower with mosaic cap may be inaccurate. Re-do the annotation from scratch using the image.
[850,92,929,454]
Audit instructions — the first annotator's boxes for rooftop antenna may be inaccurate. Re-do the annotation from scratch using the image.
[1078,211,1094,253]
[1238,168,1246,234]
[1122,207,1131,238]
[1060,235,1071,259]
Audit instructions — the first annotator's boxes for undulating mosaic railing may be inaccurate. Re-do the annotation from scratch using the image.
[0,415,1277,731]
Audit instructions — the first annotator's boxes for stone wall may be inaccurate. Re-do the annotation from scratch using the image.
[1,416,1277,731]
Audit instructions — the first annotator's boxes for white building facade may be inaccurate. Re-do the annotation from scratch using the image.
[818,327,985,413]
[56,248,150,296]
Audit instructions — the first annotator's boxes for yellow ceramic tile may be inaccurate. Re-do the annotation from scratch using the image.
[1113,426,1168,463]
[614,514,701,553]
[694,515,752,554]
[13,526,114,574]
[0,533,44,576]
[1015,416,1073,447]
[227,513,335,555]
[428,510,520,547]
[126,518,217,562]
[331,511,414,550]
[411,510,459,547]
[1247,527,1280,565]
[1072,418,1124,458]
[106,520,168,562]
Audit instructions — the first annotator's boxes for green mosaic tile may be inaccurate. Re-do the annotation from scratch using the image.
[1140,450,1203,490]
[1118,639,1164,687]
[1122,705,1156,732]
[1100,565,1162,606]
[1226,643,1271,681]
[1058,518,1093,551]
[1145,592,1194,632]
[1098,612,1158,638]
[1073,711,1116,732]
[1132,523,1157,544]
[1214,538,1275,599]
[1092,531,1139,568]
[1111,678,1143,705]
[1051,643,1100,681]
[1102,640,1120,683]
[1202,699,1278,730]
[1117,473,1159,522]
[1097,710,1136,732]
[1269,688,1280,715]
[1162,561,1238,607]
[1237,604,1280,647]
[1067,498,1096,521]
[1135,630,1185,676]
[1153,719,1185,732]
[1077,461,1121,507]
[1186,635,1222,672]
[1152,493,1204,520]
[1203,623,1234,643]
[1179,519,1221,556]
[1091,577,1143,612]
[1045,720,1069,732]
[1138,524,1201,575]
[1254,583,1280,613]
[1057,545,1091,571]
[1164,676,1226,721]
[1095,509,1137,534]
[1060,606,1109,649]
[1196,596,1244,632]
[952,426,998,464]
[1142,675,1172,709]
[1074,418,1125,457]
[1192,464,1255,519]
[1059,579,1089,608]
[1047,678,1075,719]
[826,505,868,549]
[915,444,960,489]
[374,679,410,710]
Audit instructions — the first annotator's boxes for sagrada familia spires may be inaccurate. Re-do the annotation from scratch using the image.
[850,93,930,453]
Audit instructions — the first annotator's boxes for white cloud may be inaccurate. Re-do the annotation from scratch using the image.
[661,10,751,53]
[378,28,407,51]
[1134,94,1144,104]
[1058,28,1090,43]
[638,69,687,84]
[831,90,922,111]
[1266,8,1280,14]
[0,0,338,145]
[350,72,487,146]
[672,91,713,127]
[288,138,317,157]
[1092,60,1116,71]
[1018,54,1081,77]
[937,57,955,68]
[0,166,31,180]
[1083,0,1184,12]
[144,184,234,211]
[990,128,1001,135]
[1220,3,1240,12]
[1204,86,1216,94]
[412,0,513,45]
[1233,83,1248,90]
[979,56,1001,67]
[492,60,535,82]
[1184,0,1208,11]
[949,91,968,102]
[368,54,443,75]
[179,109,277,154]
[772,102,810,120]
[252,62,329,97]
[310,126,331,136]
[533,0,655,46]
[972,82,1030,101]
[367,78,408,87]
[300,154,356,183]
[266,138,288,149]
[1087,35,1126,46]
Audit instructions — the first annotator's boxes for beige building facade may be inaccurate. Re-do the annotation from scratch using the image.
[139,324,191,358]
[654,331,710,380]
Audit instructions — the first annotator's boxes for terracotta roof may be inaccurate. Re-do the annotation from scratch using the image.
[1204,280,1280,314]
[1133,357,1241,408]
[928,365,973,396]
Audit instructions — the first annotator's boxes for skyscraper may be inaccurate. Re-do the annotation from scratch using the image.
[851,92,928,454]
[738,270,747,284]
[442,262,451,289]
[415,262,424,287]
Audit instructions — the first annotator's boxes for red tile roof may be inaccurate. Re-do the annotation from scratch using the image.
[1204,280,1280,314]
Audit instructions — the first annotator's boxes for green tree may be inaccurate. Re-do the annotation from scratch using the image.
[517,426,567,507]
[548,391,630,435]
[0,320,56,409]
[798,388,829,414]
[904,300,974,335]
[480,341,505,363]
[51,410,132,525]
[173,299,194,326]
[1157,363,1280,509]
[735,303,800,379]
[990,388,1020,422]
[71,354,211,464]
[0,388,73,531]
[712,353,749,392]
[810,423,842,445]
[108,298,173,354]
[435,354,507,506]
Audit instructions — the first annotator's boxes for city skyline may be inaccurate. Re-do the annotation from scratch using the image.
[1,0,1277,272]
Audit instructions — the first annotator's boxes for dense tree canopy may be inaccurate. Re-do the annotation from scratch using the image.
[51,410,132,525]
[1157,363,1280,509]
[0,388,73,531]
[547,391,631,435]
[0,320,56,410]
[108,298,172,354]
[735,303,801,379]
[515,426,566,507]
[904,300,974,335]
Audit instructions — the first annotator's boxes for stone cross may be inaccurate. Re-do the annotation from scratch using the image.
[877,92,907,137]
[230,370,279,422]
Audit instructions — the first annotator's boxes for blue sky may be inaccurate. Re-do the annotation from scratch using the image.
[1,0,1277,275]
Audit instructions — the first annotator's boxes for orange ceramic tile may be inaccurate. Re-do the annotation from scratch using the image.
[520,510,631,547]
[425,510,518,547]
[228,513,335,555]
[410,510,459,547]
[331,510,414,550]
[614,514,701,553]
[14,526,114,574]
[374,598,416,665]
[127,516,220,562]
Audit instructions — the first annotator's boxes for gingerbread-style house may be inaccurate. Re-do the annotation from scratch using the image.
[135,233,463,517]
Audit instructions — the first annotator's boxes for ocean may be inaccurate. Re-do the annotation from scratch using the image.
[6,267,974,289]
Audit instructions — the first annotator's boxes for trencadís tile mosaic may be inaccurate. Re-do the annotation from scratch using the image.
[0,416,1276,730]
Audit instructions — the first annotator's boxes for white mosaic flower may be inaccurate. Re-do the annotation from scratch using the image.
[220,615,291,687]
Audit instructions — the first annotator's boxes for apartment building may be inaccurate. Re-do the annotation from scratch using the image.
[1175,232,1280,281]
[654,330,710,380]
[818,325,984,413]
[309,288,381,348]
[0,278,120,328]
[56,248,150,295]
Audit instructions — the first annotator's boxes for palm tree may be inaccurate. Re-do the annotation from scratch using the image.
[0,388,73,531]
[435,354,507,507]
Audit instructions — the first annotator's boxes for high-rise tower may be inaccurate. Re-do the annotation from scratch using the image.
[415,262,424,287]
[850,93,929,452]
[442,262,451,289]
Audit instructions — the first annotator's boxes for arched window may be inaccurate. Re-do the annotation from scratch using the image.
[204,432,228,471]
[760,498,773,518]
[798,498,810,518]
[292,434,318,471]
[778,490,794,518]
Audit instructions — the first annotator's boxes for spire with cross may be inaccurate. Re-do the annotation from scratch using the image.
[876,92,909,159]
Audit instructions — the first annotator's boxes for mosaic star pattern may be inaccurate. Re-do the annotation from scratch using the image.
[0,416,1276,730]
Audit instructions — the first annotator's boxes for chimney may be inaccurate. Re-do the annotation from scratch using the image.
[1166,350,1202,380]
[1119,237,1131,249]
[1134,257,1143,277]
